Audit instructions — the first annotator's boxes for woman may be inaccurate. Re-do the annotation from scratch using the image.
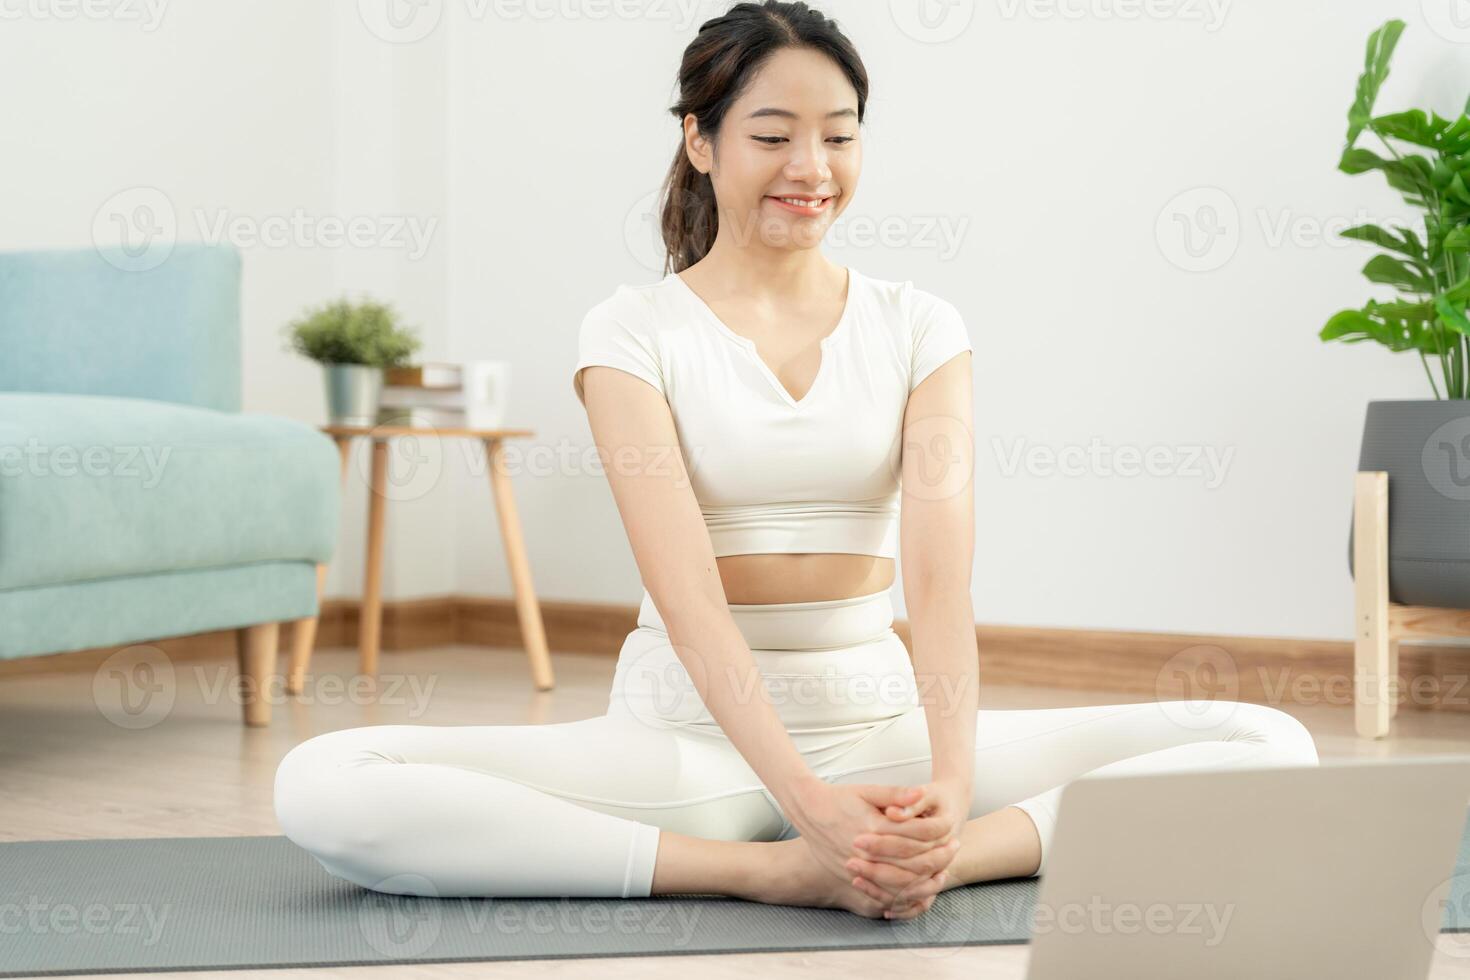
[273,0,1319,922]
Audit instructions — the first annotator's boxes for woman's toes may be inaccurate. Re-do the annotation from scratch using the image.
[885,895,935,920]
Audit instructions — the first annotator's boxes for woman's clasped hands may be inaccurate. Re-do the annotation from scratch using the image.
[788,776,971,919]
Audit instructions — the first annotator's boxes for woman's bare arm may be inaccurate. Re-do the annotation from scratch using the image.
[579,365,823,812]
[898,352,978,787]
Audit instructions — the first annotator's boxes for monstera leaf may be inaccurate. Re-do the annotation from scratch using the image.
[1346,19,1404,147]
[1321,19,1470,399]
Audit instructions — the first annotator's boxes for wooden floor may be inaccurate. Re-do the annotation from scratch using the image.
[5,642,1470,978]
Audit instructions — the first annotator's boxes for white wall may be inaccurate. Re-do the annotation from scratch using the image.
[0,0,455,604]
[4,0,1463,643]
[446,0,1470,642]
[326,0,456,603]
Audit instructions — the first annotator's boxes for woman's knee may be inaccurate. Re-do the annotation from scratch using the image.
[273,728,390,860]
[1232,701,1319,766]
[273,735,335,847]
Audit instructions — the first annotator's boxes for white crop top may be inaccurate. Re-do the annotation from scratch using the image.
[572,266,972,559]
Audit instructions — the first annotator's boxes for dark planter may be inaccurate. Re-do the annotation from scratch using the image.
[1348,399,1470,609]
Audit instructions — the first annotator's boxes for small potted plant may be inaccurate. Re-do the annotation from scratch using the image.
[1325,19,1470,607]
[283,296,422,426]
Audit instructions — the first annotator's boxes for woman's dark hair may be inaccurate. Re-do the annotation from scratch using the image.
[660,0,868,275]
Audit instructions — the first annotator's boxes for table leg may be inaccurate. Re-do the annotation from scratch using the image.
[361,439,390,678]
[484,438,555,690]
[1353,470,1391,739]
[287,435,354,695]
[1389,638,1400,719]
[238,622,280,727]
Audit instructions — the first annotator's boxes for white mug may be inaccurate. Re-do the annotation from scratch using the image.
[461,360,510,429]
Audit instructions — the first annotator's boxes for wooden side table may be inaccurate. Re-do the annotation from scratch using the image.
[286,424,555,694]
[1352,470,1470,738]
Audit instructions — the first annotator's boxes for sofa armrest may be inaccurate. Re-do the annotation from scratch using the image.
[0,242,242,412]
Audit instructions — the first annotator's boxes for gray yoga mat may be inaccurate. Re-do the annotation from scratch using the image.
[3,818,1470,976]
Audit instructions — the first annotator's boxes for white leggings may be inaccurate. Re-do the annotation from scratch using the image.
[273,588,1320,899]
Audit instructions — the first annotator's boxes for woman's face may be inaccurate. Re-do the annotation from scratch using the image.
[685,46,861,253]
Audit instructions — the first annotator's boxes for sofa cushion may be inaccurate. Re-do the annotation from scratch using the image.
[0,560,319,661]
[0,243,242,412]
[0,393,339,591]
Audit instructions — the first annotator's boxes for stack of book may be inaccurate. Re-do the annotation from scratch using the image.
[377,362,466,428]
[376,360,510,429]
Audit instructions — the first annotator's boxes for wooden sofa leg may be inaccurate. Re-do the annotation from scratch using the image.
[286,562,329,695]
[1354,471,1391,739]
[288,437,351,695]
[286,615,316,696]
[237,622,280,727]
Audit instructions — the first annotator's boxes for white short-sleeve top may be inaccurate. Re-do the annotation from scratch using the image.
[573,266,972,559]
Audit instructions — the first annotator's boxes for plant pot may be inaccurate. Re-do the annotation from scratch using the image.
[323,363,383,426]
[1347,399,1470,609]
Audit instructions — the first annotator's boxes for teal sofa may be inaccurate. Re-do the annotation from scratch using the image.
[0,243,340,726]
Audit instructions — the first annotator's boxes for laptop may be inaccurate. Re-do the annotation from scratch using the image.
[1024,755,1470,979]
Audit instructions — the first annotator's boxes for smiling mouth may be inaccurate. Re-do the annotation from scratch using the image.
[766,194,835,215]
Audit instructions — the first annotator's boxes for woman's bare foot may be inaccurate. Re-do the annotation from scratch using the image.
[750,836,945,920]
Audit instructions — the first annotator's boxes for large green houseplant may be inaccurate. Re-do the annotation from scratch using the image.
[1320,18,1470,398]
[283,297,421,426]
[1334,19,1470,611]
